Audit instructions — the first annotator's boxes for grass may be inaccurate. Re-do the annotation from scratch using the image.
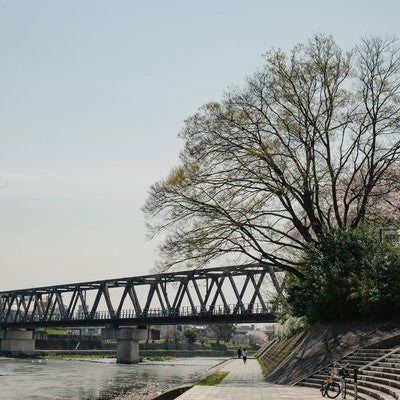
[196,371,229,386]
[39,352,115,359]
[259,330,307,377]
[141,356,173,361]
[36,352,174,362]
[36,328,65,335]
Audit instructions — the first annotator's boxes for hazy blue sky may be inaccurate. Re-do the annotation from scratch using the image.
[1,0,399,290]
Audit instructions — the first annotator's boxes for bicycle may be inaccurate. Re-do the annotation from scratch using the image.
[320,363,350,399]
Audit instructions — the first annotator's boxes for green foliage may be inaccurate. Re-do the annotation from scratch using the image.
[207,323,236,343]
[184,329,197,344]
[210,342,227,351]
[36,328,65,335]
[40,352,114,359]
[287,226,400,323]
[142,356,172,361]
[275,315,308,340]
[196,371,229,386]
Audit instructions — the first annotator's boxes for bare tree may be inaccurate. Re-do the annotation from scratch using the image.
[143,35,400,278]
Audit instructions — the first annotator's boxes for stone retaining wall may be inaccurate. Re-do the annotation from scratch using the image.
[261,319,400,385]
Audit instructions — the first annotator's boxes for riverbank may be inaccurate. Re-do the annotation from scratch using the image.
[113,358,230,400]
[112,381,175,400]
[0,356,223,399]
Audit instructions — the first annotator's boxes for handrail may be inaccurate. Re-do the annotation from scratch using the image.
[4,302,276,321]
[359,346,400,371]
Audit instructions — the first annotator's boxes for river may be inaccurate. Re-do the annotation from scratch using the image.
[0,357,225,400]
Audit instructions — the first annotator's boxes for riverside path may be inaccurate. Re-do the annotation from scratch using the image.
[175,357,322,400]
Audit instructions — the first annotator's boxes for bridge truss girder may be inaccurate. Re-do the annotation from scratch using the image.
[0,263,283,328]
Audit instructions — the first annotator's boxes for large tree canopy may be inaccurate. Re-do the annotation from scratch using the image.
[143,35,400,277]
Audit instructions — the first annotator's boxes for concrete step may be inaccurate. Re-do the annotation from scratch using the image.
[367,366,400,375]
[360,374,400,391]
[352,380,400,399]
[373,362,400,369]
[361,370,400,383]
[350,383,398,400]
[300,377,322,386]
[346,355,385,362]
[297,381,319,389]
[296,346,400,400]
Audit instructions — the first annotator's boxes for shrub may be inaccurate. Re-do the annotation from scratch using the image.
[287,226,400,323]
[275,316,308,339]
[184,329,197,344]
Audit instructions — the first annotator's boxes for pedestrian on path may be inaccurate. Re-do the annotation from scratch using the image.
[237,347,242,359]
[242,348,247,364]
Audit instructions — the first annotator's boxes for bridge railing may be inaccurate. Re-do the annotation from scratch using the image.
[3,302,279,324]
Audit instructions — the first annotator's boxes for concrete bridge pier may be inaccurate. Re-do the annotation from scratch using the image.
[116,326,148,363]
[0,329,35,356]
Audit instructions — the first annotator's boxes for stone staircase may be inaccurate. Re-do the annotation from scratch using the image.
[297,346,400,399]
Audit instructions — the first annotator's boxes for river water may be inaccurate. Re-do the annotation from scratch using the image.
[0,357,225,400]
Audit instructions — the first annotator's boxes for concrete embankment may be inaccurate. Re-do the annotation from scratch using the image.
[261,319,400,385]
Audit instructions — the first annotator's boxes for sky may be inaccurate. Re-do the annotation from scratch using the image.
[1,0,399,291]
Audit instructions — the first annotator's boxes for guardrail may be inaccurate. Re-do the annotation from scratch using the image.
[3,302,279,324]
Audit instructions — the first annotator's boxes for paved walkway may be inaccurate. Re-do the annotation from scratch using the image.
[175,357,322,400]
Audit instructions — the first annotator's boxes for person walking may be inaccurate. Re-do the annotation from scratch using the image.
[237,347,242,359]
[242,348,247,364]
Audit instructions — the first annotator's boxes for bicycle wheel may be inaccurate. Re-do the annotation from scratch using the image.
[326,381,341,398]
[320,383,328,397]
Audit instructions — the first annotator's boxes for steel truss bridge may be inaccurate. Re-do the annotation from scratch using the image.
[0,263,283,329]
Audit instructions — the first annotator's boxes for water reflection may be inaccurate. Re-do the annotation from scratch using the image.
[0,357,223,400]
